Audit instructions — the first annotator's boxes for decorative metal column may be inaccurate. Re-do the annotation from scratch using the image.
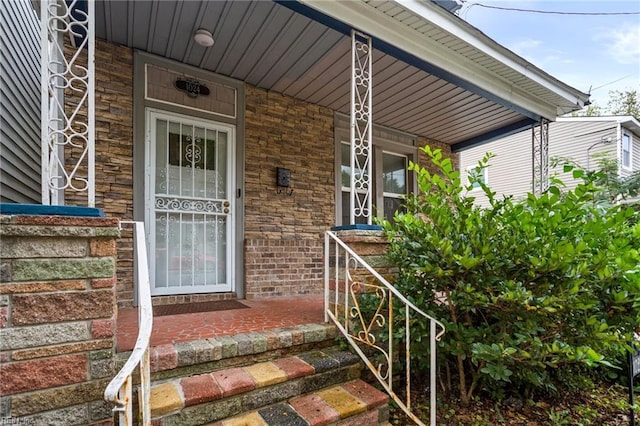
[350,30,373,225]
[41,0,95,206]
[531,118,549,195]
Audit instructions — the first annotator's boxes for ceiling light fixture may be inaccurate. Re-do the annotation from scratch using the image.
[194,29,214,47]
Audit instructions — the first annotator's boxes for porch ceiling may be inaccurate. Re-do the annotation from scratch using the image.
[94,0,588,148]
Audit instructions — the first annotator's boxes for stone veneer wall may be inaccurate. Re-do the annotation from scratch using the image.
[65,39,135,308]
[243,87,335,298]
[71,39,459,305]
[0,215,120,425]
[417,136,459,174]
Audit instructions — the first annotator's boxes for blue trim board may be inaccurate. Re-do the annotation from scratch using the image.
[277,1,543,125]
[331,224,383,231]
[275,1,352,36]
[0,203,105,217]
[451,118,537,152]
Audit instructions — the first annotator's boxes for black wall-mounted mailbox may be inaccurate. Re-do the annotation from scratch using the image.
[276,167,291,188]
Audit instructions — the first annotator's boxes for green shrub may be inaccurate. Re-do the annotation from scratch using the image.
[380,146,640,405]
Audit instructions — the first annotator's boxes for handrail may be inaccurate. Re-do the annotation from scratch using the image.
[324,230,445,426]
[104,221,153,426]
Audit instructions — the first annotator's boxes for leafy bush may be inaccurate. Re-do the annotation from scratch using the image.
[380,146,640,405]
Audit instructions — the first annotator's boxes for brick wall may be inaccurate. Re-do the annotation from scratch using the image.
[0,215,120,425]
[244,239,324,298]
[244,87,335,298]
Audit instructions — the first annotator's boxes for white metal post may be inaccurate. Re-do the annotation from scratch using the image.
[40,0,51,205]
[430,320,437,425]
[350,30,373,224]
[40,0,95,206]
[88,0,95,206]
[531,118,549,195]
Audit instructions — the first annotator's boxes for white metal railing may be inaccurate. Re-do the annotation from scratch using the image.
[324,231,445,426]
[105,221,152,426]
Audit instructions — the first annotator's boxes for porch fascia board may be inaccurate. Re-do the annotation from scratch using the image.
[298,0,587,120]
[394,0,589,111]
[450,117,537,153]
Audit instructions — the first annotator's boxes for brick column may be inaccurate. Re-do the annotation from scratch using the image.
[328,228,398,315]
[332,228,397,281]
[0,215,120,425]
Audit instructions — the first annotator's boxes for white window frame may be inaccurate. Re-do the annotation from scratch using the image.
[621,132,633,171]
[335,116,417,226]
[466,165,488,191]
[380,150,409,223]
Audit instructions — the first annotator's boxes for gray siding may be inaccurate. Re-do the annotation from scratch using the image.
[1,0,41,203]
[459,119,640,206]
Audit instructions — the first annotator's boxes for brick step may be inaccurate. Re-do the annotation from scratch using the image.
[117,323,339,383]
[147,348,389,426]
[209,380,389,426]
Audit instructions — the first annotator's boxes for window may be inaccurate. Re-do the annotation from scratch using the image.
[382,152,407,222]
[622,133,632,170]
[336,117,416,226]
[467,166,487,190]
[340,143,369,225]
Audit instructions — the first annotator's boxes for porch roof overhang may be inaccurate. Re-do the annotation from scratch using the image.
[93,0,589,150]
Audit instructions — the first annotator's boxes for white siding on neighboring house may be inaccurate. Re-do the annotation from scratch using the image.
[0,0,41,203]
[547,120,618,192]
[457,117,640,206]
[458,127,533,208]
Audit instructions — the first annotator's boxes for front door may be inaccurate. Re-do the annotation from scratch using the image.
[145,109,235,295]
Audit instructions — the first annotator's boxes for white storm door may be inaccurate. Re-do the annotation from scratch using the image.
[146,110,235,295]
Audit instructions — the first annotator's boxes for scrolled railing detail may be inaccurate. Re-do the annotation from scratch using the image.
[325,230,445,426]
[348,280,392,380]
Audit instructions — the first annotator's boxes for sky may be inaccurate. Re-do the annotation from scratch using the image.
[458,0,640,111]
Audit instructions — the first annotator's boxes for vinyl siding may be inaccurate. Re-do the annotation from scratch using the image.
[459,119,640,206]
[458,128,533,208]
[547,121,617,192]
[0,0,41,203]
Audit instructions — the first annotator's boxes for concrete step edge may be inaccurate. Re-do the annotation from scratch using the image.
[117,322,340,379]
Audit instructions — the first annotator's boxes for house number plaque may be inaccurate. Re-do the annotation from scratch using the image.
[175,78,210,98]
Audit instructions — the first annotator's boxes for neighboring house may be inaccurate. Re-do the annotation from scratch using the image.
[0,0,41,203]
[458,116,640,207]
[1,0,589,309]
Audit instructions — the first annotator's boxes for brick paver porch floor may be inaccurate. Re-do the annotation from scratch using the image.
[116,296,325,352]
